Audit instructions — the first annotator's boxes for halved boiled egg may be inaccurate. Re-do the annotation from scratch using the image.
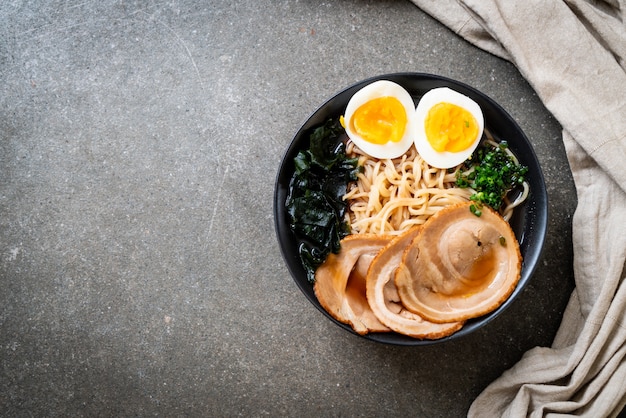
[414,87,484,169]
[342,80,416,159]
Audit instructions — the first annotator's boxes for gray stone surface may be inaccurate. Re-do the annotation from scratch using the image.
[1,1,576,416]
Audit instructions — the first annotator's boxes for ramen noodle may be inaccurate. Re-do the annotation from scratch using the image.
[344,136,529,236]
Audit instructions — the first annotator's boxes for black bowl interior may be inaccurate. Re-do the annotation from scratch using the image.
[274,73,548,346]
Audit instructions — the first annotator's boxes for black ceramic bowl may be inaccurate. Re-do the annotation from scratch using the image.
[274,73,548,345]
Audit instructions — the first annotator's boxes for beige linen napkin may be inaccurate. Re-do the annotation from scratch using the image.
[409,1,626,416]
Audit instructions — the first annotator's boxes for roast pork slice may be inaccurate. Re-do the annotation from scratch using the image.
[395,201,522,323]
[314,234,392,335]
[366,226,464,339]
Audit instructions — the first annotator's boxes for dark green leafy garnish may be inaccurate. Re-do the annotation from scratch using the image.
[456,141,528,216]
[285,119,361,283]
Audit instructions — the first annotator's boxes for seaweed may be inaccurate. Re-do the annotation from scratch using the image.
[285,119,361,283]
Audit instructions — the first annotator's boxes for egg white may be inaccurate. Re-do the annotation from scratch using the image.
[414,87,484,169]
[344,80,416,159]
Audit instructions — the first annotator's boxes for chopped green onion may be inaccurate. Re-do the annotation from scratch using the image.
[469,204,482,217]
[456,141,528,213]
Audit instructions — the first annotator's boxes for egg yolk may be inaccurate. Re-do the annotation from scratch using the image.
[425,103,479,153]
[350,96,407,145]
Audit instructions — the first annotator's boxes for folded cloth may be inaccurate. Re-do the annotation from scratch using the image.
[409,1,626,416]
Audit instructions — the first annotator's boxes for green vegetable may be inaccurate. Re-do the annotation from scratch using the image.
[286,119,361,283]
[469,204,482,217]
[456,141,528,215]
